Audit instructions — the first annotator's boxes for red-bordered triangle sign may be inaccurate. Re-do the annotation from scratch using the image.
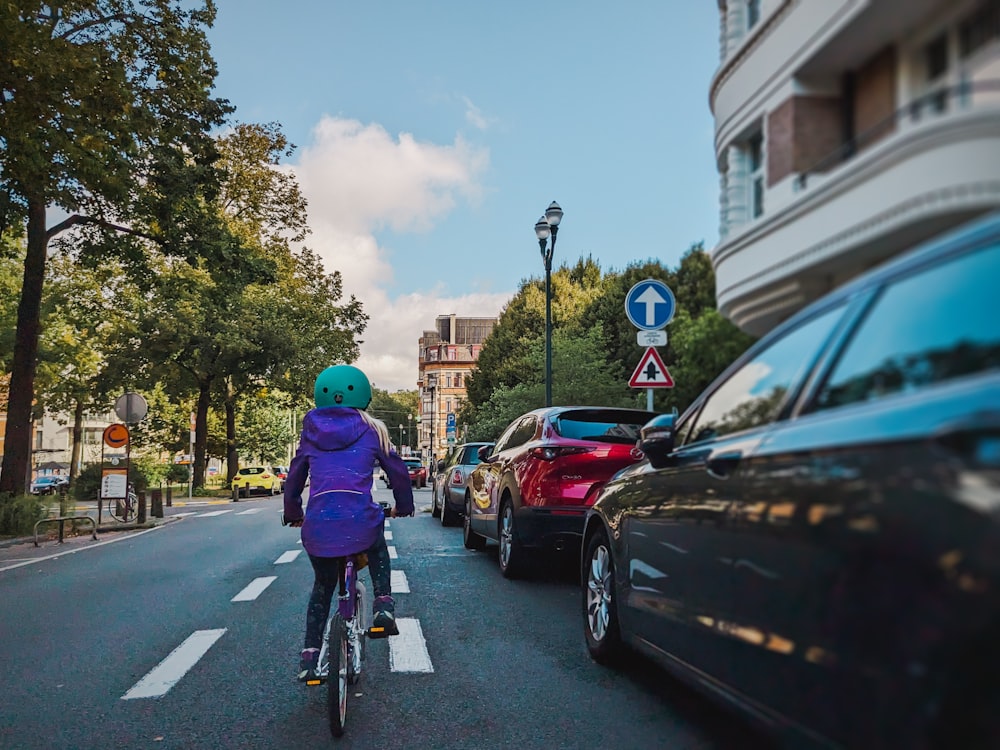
[628,347,674,388]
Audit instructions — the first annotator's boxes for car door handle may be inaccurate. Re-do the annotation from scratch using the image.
[706,451,742,480]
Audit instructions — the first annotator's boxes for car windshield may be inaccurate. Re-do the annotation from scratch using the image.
[552,409,653,444]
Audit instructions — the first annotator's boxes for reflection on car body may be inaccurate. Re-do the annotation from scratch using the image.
[581,213,1000,749]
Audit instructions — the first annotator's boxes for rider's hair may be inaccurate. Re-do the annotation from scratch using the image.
[359,409,392,454]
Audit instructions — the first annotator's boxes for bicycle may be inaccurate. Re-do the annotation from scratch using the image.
[283,512,394,738]
[106,484,138,523]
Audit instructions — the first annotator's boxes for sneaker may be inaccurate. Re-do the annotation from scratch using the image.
[297,648,319,682]
[371,595,399,636]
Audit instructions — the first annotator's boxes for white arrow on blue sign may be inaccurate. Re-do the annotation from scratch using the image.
[625,279,676,330]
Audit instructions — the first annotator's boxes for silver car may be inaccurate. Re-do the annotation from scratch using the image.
[431,442,493,527]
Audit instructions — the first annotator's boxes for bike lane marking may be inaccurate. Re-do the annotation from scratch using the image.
[235,508,264,515]
[196,510,235,518]
[388,546,398,559]
[232,576,277,602]
[121,629,227,700]
[388,618,433,673]
[385,530,393,540]
[274,550,302,564]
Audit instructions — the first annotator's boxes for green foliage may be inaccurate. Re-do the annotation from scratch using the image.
[166,463,191,484]
[236,393,294,465]
[72,465,103,503]
[0,493,45,537]
[463,244,757,438]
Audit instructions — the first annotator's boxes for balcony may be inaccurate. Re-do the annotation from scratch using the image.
[713,81,1000,335]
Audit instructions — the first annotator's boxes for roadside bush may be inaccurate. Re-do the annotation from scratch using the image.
[0,493,46,537]
[73,464,103,502]
[166,463,189,484]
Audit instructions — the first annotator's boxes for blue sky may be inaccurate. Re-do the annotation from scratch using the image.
[205,1,721,391]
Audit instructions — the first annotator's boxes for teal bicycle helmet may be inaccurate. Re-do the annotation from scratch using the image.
[314,364,373,409]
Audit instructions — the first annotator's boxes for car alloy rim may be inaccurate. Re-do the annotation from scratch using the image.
[500,506,512,568]
[586,544,612,642]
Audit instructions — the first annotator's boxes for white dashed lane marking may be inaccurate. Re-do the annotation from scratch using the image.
[389,618,433,673]
[197,510,234,518]
[121,629,227,700]
[274,550,302,564]
[235,508,264,515]
[388,546,398,559]
[385,530,393,540]
[390,570,409,593]
[232,576,277,602]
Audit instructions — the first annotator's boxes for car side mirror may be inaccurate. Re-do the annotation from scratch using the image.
[477,445,494,462]
[639,414,677,468]
[436,459,446,472]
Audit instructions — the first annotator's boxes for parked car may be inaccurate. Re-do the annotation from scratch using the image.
[30,475,69,495]
[231,467,280,497]
[581,213,1000,749]
[431,442,493,526]
[405,458,427,488]
[465,406,655,577]
[272,465,288,489]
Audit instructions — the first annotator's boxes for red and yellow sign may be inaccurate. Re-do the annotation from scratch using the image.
[103,423,130,449]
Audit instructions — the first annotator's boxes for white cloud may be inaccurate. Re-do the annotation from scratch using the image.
[462,96,492,130]
[290,116,507,392]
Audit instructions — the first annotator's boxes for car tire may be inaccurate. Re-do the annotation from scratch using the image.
[582,527,624,665]
[498,499,529,579]
[431,489,441,519]
[441,497,459,527]
[463,493,487,551]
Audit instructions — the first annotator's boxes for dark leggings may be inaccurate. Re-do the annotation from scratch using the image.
[304,531,392,650]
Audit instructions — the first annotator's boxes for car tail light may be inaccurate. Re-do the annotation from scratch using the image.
[451,469,464,485]
[529,446,596,461]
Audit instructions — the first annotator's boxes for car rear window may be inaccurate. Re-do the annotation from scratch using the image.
[552,410,654,444]
[405,460,422,469]
[240,467,265,475]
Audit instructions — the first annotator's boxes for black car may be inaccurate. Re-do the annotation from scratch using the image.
[582,213,1000,749]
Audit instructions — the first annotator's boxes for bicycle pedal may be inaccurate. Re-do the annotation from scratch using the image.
[366,625,399,639]
[305,677,324,686]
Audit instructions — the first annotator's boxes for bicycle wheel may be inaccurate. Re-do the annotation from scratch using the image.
[106,497,130,523]
[327,615,348,738]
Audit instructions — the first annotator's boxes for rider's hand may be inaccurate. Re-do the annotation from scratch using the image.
[289,519,303,527]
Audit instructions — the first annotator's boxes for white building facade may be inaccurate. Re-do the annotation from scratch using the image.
[712,0,1000,335]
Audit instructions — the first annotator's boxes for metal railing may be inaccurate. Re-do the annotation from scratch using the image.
[795,79,1000,191]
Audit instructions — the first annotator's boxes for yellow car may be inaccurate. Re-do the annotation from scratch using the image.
[231,467,280,497]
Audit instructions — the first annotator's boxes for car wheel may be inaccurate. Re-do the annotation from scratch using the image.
[441,496,459,527]
[463,493,487,551]
[583,527,624,665]
[431,488,441,519]
[498,500,529,579]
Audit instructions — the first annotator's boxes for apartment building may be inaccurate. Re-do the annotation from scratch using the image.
[712,0,1000,335]
[417,314,497,463]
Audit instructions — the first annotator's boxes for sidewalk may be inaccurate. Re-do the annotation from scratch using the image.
[0,494,260,570]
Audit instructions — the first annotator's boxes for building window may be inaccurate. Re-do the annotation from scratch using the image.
[455,373,463,388]
[746,0,761,30]
[748,132,764,219]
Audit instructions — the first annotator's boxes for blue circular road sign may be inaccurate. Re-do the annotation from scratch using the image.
[625,279,676,330]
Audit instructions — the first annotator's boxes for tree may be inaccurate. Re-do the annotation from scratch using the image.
[0,1,232,493]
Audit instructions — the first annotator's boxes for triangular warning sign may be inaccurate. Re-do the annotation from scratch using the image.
[628,347,674,388]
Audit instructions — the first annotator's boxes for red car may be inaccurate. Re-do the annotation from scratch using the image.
[404,458,427,488]
[464,406,655,577]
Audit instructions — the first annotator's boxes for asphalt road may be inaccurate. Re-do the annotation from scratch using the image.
[0,485,773,749]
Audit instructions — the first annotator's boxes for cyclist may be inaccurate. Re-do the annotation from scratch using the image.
[283,364,414,682]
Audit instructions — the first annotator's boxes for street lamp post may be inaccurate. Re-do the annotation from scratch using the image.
[398,424,404,451]
[534,201,563,407]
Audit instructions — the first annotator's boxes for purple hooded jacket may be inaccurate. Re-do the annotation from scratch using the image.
[283,407,414,557]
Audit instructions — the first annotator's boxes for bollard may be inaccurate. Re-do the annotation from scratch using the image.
[151,489,163,518]
[232,485,240,503]
[165,485,173,507]
[137,490,147,524]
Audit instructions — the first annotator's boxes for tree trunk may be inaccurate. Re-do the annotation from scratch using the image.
[0,197,47,495]
[225,394,237,486]
[192,381,211,489]
[70,399,84,481]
